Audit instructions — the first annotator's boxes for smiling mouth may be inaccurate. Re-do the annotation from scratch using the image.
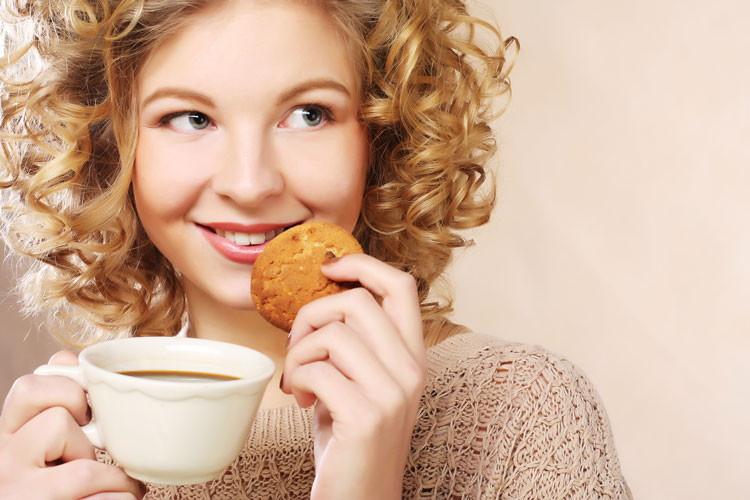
[200,223,299,246]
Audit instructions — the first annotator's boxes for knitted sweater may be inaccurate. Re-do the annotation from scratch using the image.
[142,332,631,499]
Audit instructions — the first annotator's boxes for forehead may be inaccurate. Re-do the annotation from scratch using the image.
[137,0,360,103]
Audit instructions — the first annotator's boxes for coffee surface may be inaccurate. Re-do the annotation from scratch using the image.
[119,370,240,383]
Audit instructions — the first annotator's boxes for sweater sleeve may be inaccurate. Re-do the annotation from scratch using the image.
[488,341,632,500]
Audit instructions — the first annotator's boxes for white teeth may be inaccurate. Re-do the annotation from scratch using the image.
[234,232,252,245]
[248,233,265,245]
[215,228,280,246]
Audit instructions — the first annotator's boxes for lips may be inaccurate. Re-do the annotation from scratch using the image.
[198,222,299,264]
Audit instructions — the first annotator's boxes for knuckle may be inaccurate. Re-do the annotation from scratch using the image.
[292,360,326,384]
[310,360,333,377]
[8,374,41,401]
[67,458,102,484]
[404,360,426,393]
[324,321,348,339]
[42,406,77,434]
[347,286,374,303]
[295,300,314,318]
[396,272,418,293]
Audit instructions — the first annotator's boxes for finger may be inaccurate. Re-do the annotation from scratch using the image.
[48,350,80,366]
[290,286,395,355]
[289,288,424,393]
[288,360,413,446]
[287,359,370,422]
[0,373,90,434]
[320,254,424,361]
[45,459,145,500]
[282,321,401,402]
[81,494,141,500]
[9,406,96,465]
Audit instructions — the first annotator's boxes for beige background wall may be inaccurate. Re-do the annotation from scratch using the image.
[447,0,749,498]
[1,0,748,498]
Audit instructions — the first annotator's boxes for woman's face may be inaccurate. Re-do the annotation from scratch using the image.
[133,0,369,310]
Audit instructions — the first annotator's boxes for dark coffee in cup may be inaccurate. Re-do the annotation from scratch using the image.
[119,370,241,383]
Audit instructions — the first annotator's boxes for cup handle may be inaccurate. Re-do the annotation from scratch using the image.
[33,364,105,449]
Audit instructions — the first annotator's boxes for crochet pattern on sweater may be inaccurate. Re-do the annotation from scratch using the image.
[113,332,631,499]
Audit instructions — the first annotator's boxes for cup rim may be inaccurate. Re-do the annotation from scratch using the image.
[78,336,275,393]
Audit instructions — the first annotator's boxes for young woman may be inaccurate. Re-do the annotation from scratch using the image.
[0,0,632,498]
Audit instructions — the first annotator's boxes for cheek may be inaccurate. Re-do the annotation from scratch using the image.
[283,125,369,228]
[133,133,210,221]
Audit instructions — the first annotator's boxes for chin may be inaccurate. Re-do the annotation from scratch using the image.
[211,291,257,311]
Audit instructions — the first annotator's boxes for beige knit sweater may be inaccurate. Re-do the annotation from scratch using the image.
[141,332,631,499]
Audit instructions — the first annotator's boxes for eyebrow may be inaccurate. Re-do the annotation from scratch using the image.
[141,87,216,110]
[141,79,352,111]
[276,78,352,105]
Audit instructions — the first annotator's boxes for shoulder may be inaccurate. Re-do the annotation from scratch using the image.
[415,331,632,499]
[425,331,612,435]
[426,330,588,391]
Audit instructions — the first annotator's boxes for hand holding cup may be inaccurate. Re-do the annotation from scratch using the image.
[34,336,274,485]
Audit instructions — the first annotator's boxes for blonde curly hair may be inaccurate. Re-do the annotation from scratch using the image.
[0,0,516,347]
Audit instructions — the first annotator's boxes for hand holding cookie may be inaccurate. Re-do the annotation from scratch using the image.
[251,221,426,499]
[253,222,426,500]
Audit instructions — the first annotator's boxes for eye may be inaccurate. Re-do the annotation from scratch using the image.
[282,105,331,129]
[159,111,212,132]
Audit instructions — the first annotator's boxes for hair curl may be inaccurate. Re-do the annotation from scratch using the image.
[0,0,516,347]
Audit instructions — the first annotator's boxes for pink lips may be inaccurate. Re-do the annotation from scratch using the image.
[197,223,288,264]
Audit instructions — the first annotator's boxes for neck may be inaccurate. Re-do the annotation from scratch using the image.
[187,302,287,354]
[182,279,296,409]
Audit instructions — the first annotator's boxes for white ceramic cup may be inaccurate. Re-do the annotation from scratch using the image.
[34,336,275,485]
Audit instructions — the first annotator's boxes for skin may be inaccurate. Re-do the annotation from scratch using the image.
[0,352,146,500]
[0,1,426,499]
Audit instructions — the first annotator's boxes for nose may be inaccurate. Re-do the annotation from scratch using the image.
[211,129,284,205]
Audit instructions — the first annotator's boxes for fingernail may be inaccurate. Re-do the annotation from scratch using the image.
[321,256,340,266]
[286,331,292,347]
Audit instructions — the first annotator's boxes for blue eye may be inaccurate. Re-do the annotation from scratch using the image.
[284,105,330,129]
[161,111,212,132]
[300,106,323,126]
[185,113,210,129]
